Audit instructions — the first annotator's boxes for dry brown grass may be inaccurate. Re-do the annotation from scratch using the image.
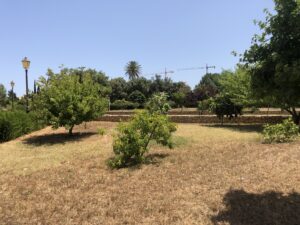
[0,122,299,225]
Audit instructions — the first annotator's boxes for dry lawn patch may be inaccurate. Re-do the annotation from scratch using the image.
[0,122,299,225]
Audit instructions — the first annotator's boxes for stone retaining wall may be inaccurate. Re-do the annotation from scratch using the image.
[98,114,289,124]
[107,110,291,116]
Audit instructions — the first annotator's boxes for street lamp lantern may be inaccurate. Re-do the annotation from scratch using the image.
[22,57,30,70]
[21,57,30,112]
[10,81,15,89]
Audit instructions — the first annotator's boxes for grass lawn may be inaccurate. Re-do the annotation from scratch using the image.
[0,122,299,225]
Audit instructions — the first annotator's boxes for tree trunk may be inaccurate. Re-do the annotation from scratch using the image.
[285,107,300,126]
[68,125,74,136]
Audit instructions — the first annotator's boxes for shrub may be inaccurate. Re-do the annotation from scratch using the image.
[97,127,106,136]
[128,90,146,108]
[108,93,176,168]
[209,95,243,124]
[197,98,214,115]
[0,111,43,142]
[262,118,299,143]
[110,99,139,110]
[145,92,171,114]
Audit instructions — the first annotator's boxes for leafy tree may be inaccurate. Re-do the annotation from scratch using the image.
[32,68,108,135]
[171,82,191,109]
[173,92,186,109]
[127,77,151,98]
[109,93,176,168]
[149,75,175,98]
[219,67,256,107]
[109,77,128,102]
[209,95,243,124]
[193,73,221,101]
[243,0,300,124]
[125,61,142,80]
[0,84,7,108]
[128,90,146,107]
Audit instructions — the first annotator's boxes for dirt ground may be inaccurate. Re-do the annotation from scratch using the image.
[0,122,299,225]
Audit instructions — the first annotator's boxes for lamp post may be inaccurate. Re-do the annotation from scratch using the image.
[10,81,15,110]
[21,57,30,113]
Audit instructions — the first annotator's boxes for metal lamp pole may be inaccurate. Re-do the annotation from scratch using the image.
[10,81,15,110]
[21,57,30,113]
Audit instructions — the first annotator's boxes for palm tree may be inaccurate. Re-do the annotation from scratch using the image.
[125,61,141,80]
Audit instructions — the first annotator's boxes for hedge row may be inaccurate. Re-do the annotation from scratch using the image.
[0,111,44,142]
[98,114,289,124]
[107,109,292,116]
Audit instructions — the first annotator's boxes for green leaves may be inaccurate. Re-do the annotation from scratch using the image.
[125,61,142,80]
[263,118,299,143]
[243,0,300,122]
[32,68,108,134]
[109,93,177,168]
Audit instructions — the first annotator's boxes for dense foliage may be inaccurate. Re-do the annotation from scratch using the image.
[243,0,300,125]
[108,93,177,168]
[0,111,43,142]
[32,68,109,135]
[110,99,139,110]
[262,118,299,143]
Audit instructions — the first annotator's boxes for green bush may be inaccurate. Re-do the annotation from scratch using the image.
[97,127,106,136]
[197,98,214,114]
[110,99,139,110]
[108,93,176,168]
[262,118,299,143]
[128,90,146,108]
[0,111,43,142]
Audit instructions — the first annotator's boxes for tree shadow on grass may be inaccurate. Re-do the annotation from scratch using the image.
[22,132,97,146]
[107,153,169,170]
[144,153,169,165]
[204,124,263,133]
[211,189,300,225]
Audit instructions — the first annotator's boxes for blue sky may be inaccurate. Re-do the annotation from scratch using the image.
[0,0,274,96]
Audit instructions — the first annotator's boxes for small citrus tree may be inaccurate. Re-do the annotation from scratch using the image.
[109,93,176,168]
[32,68,108,135]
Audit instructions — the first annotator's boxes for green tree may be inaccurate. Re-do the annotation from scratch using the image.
[243,0,300,124]
[109,77,128,102]
[127,77,151,98]
[128,90,146,107]
[0,84,7,108]
[193,73,221,101]
[209,95,243,124]
[109,93,176,168]
[219,67,255,107]
[125,61,142,80]
[33,68,108,135]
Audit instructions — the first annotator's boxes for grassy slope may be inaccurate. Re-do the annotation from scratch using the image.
[0,122,299,225]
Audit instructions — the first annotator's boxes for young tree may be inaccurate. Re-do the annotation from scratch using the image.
[0,84,7,108]
[32,68,108,135]
[125,61,142,80]
[109,93,176,168]
[243,0,300,124]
